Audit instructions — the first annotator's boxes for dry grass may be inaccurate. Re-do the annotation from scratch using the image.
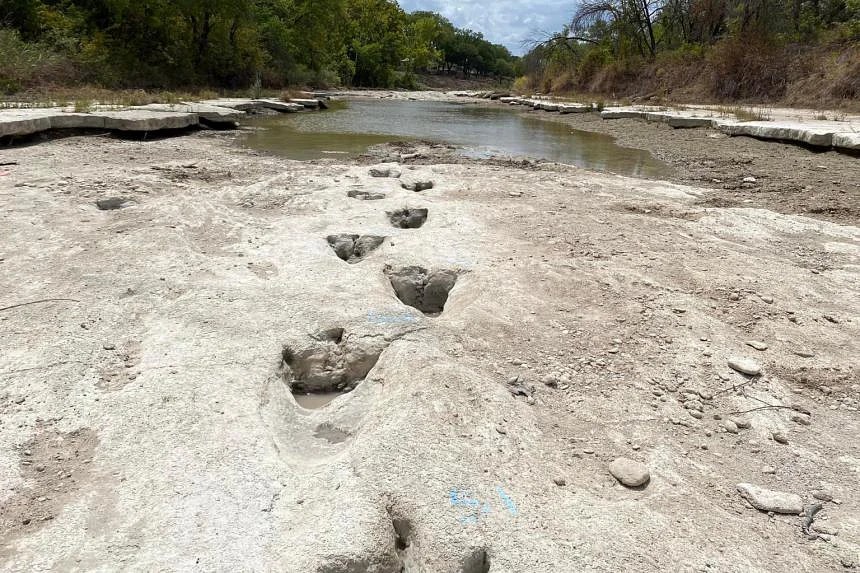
[715,105,773,122]
[532,39,860,113]
[0,87,234,110]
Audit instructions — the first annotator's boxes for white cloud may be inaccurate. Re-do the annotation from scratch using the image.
[399,0,572,55]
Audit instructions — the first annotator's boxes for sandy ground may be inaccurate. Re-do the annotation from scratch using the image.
[521,108,860,225]
[0,111,859,572]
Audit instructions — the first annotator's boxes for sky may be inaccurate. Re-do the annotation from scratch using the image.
[397,0,572,55]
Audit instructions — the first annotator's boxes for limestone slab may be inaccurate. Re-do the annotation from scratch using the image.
[100,110,198,131]
[139,103,243,123]
[718,121,835,147]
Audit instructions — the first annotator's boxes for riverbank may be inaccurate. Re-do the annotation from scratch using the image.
[344,90,860,225]
[520,106,860,225]
[1,103,858,570]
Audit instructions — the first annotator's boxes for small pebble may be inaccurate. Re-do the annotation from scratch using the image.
[772,432,789,444]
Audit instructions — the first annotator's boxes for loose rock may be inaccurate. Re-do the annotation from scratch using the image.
[745,340,768,351]
[728,357,761,376]
[608,457,650,488]
[736,483,803,514]
[721,419,739,434]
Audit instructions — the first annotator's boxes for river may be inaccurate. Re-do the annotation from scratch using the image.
[242,98,671,178]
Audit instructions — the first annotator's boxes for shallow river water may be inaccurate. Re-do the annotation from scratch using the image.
[242,98,671,178]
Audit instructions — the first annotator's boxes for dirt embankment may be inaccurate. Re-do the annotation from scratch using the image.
[522,109,860,225]
[0,118,858,571]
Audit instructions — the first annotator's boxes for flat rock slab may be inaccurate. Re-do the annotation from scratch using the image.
[644,112,717,128]
[597,105,860,152]
[99,110,197,131]
[0,107,197,136]
[0,109,55,137]
[256,99,305,112]
[200,99,303,113]
[49,113,107,130]
[139,103,243,123]
[601,109,649,120]
[288,98,321,108]
[559,104,591,114]
[718,121,836,147]
[737,483,803,514]
[833,132,860,151]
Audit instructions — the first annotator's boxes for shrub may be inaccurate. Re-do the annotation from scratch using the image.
[707,36,789,100]
[511,76,529,93]
[0,27,74,94]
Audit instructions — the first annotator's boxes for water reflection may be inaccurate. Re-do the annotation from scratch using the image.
[242,99,670,178]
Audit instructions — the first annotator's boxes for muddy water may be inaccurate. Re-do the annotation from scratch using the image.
[293,392,342,410]
[242,99,671,178]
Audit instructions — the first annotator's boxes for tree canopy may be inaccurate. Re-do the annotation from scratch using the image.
[520,0,859,100]
[0,0,520,92]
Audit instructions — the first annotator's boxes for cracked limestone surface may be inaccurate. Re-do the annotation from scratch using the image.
[0,129,858,572]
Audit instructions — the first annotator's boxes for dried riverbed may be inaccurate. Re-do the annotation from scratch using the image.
[0,95,858,571]
[521,108,860,224]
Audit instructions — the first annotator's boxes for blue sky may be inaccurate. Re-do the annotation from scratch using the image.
[398,0,572,55]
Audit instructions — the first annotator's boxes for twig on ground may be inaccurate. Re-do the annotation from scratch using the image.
[0,298,81,312]
[728,405,796,415]
[713,378,756,397]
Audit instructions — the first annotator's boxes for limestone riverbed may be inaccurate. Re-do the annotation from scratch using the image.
[0,94,858,572]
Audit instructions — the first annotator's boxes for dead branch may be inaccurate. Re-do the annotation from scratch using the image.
[0,298,81,312]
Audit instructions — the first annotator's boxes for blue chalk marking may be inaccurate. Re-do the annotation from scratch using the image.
[496,487,518,517]
[450,487,518,524]
[450,489,480,508]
